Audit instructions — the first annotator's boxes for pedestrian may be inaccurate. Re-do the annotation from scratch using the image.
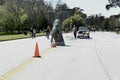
[33,28,36,38]
[93,27,96,32]
[45,26,51,39]
[24,27,27,35]
[72,25,77,38]
[32,24,36,38]
[30,27,34,38]
[116,28,119,34]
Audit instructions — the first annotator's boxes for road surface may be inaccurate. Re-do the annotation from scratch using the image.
[0,32,120,80]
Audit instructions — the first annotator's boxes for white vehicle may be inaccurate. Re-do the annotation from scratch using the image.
[77,27,90,39]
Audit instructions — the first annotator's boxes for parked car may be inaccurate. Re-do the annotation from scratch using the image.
[76,27,90,39]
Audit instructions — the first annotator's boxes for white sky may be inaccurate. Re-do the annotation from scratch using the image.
[44,0,120,17]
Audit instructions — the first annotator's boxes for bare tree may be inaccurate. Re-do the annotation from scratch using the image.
[21,0,55,28]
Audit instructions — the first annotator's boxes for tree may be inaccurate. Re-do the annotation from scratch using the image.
[22,0,53,30]
[109,15,120,30]
[0,5,5,32]
[62,11,86,31]
[106,0,120,10]
[55,2,69,23]
[0,0,5,5]
[0,0,55,33]
[5,0,24,33]
[86,15,105,30]
[43,1,54,26]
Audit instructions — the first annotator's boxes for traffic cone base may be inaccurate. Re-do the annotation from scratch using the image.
[33,56,41,58]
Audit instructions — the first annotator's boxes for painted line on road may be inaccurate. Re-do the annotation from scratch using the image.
[41,47,52,56]
[93,40,118,80]
[0,58,36,80]
[0,47,52,80]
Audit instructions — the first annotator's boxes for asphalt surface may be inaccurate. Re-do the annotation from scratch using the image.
[0,32,120,80]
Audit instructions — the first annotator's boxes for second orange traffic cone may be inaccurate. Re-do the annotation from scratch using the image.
[51,42,56,47]
[33,42,41,58]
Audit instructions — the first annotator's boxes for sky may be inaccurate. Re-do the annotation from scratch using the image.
[44,0,120,18]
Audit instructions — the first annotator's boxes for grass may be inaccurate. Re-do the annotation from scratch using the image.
[0,32,45,42]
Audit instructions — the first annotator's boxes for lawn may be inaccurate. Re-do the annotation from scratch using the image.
[0,32,45,42]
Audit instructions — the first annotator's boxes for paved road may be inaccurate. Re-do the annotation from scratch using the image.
[0,32,120,80]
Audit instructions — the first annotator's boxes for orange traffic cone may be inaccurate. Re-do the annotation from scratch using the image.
[51,42,56,47]
[33,42,41,58]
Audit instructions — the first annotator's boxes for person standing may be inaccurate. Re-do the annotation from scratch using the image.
[93,27,96,32]
[45,26,51,39]
[33,28,36,38]
[32,24,36,38]
[30,27,33,38]
[73,25,77,38]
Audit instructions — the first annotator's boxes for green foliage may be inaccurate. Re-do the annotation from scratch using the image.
[0,32,45,41]
[86,14,120,31]
[0,0,119,35]
[106,0,120,10]
[62,11,86,30]
[20,14,28,30]
[37,15,48,31]
[2,9,19,33]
